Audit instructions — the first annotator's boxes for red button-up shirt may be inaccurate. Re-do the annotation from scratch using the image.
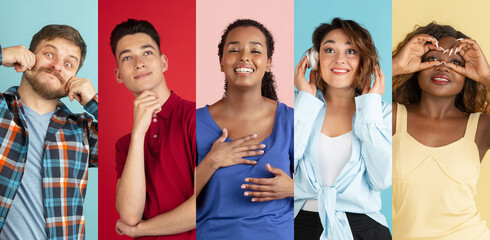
[116,92,196,240]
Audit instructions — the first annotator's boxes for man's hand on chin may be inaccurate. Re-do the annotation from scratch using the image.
[65,77,97,106]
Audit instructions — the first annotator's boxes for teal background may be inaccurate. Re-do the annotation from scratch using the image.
[294,0,393,230]
[0,0,98,239]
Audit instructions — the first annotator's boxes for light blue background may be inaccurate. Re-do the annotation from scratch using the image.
[0,1,98,239]
[294,0,393,230]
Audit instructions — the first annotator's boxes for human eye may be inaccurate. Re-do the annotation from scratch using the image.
[346,49,357,54]
[143,51,153,56]
[324,48,334,53]
[44,52,53,58]
[428,56,438,61]
[423,55,439,62]
[228,48,239,53]
[65,62,72,68]
[251,48,262,54]
[122,56,131,61]
[450,59,463,66]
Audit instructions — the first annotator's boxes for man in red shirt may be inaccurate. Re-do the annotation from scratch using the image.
[110,19,196,239]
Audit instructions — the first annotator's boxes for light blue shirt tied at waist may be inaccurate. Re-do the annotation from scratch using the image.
[294,90,392,240]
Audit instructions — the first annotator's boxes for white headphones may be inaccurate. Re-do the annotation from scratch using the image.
[306,47,318,70]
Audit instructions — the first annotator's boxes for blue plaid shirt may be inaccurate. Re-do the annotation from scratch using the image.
[0,86,98,239]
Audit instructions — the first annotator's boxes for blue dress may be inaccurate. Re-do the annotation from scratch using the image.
[196,102,294,240]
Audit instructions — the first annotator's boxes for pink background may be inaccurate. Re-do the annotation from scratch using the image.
[196,0,294,108]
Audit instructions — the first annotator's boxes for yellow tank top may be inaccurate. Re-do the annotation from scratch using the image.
[393,103,490,240]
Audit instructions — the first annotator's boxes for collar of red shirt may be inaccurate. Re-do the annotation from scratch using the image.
[157,91,179,119]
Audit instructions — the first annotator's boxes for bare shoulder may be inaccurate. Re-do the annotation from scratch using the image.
[476,113,490,161]
[208,99,224,117]
[262,97,279,113]
[477,113,490,136]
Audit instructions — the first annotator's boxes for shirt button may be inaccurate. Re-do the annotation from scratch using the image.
[153,135,158,138]
[20,158,25,163]
[0,217,3,221]
[10,186,14,190]
[153,118,157,122]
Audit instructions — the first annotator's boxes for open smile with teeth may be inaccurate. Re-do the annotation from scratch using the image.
[235,67,254,73]
[331,68,350,74]
[432,77,449,82]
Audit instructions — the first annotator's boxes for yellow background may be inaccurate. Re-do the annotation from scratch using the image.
[393,0,490,228]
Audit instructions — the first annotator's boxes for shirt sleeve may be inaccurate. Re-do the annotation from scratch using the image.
[83,95,98,167]
[353,93,392,191]
[294,90,324,171]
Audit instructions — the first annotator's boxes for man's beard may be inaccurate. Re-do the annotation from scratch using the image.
[24,67,68,100]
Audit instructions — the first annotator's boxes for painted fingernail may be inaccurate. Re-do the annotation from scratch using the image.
[449,48,453,56]
[455,47,459,53]
[435,62,443,66]
[252,134,257,138]
[266,163,271,167]
[259,144,266,148]
[244,192,249,196]
[245,178,249,182]
[457,38,464,41]
[241,184,246,189]
[251,198,256,202]
[257,150,264,154]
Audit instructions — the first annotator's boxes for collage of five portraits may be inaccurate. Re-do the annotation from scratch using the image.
[0,0,489,239]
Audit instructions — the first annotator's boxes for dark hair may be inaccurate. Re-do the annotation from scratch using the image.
[30,24,87,72]
[217,19,278,101]
[110,19,161,57]
[393,22,488,113]
[312,18,378,95]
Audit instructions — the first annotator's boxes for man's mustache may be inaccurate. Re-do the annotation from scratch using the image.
[38,67,66,83]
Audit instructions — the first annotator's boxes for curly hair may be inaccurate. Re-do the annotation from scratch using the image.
[312,18,378,95]
[392,22,488,113]
[217,19,278,101]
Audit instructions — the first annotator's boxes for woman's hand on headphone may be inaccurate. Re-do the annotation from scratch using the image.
[294,55,317,96]
[362,65,385,96]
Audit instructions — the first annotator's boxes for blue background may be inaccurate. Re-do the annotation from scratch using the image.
[0,0,98,238]
[294,0,392,230]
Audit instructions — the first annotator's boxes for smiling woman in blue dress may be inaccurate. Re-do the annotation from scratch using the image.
[195,19,294,240]
[294,18,392,240]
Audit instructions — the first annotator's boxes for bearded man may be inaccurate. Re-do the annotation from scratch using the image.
[0,24,97,240]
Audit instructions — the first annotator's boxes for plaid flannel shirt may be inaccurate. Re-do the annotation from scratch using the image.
[0,86,98,240]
